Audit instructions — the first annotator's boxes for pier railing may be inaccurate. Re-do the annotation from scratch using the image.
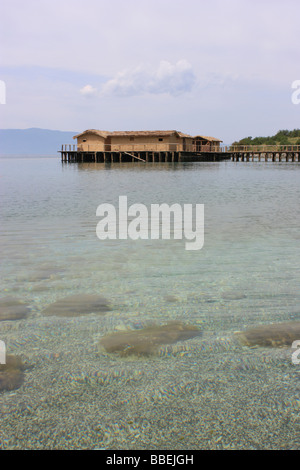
[60,144,300,154]
[226,144,300,153]
[60,143,224,153]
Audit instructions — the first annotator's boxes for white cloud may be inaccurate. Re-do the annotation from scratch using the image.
[100,60,196,97]
[1,1,300,140]
[80,84,97,96]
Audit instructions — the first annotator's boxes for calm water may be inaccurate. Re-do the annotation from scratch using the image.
[0,157,300,449]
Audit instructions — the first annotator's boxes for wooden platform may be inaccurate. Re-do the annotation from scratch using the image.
[59,150,231,163]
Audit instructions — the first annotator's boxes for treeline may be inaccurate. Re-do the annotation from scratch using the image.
[232,129,300,146]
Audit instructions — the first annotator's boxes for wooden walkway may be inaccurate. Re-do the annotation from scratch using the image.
[228,144,300,162]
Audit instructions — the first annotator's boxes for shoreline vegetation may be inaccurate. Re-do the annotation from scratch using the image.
[232,129,300,147]
[1,128,300,156]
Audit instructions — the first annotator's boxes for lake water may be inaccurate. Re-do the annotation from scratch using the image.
[0,157,300,449]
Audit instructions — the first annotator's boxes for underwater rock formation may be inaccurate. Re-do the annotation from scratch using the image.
[0,297,31,321]
[0,355,28,392]
[100,322,202,356]
[235,321,300,348]
[164,295,179,303]
[221,291,247,301]
[42,294,111,317]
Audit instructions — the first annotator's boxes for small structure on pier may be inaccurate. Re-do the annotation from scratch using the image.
[194,135,222,152]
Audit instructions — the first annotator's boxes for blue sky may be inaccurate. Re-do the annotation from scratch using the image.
[0,0,299,143]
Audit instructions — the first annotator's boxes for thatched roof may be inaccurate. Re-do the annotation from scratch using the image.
[109,130,187,138]
[73,129,221,142]
[194,135,223,142]
[73,130,110,139]
[177,132,194,139]
[74,129,194,139]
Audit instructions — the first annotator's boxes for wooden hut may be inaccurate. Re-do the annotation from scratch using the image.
[73,130,222,154]
[73,130,195,153]
[109,130,194,152]
[73,130,109,152]
[193,135,223,152]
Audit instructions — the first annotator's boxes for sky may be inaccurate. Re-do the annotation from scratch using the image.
[0,0,299,144]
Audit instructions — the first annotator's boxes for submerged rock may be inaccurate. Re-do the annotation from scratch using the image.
[164,295,179,303]
[235,321,300,348]
[42,294,111,317]
[0,297,31,321]
[0,355,28,392]
[100,322,202,356]
[27,268,62,282]
[221,291,247,301]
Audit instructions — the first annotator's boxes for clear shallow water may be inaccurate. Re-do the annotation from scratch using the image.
[0,158,300,449]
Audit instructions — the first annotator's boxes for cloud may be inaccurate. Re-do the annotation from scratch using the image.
[80,84,98,96]
[100,60,196,97]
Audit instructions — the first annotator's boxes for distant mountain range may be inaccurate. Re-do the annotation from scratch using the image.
[0,128,78,155]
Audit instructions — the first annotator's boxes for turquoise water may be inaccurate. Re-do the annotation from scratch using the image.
[0,158,300,449]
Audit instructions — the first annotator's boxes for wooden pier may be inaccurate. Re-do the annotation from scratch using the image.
[59,144,300,164]
[232,153,299,162]
[229,145,300,162]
